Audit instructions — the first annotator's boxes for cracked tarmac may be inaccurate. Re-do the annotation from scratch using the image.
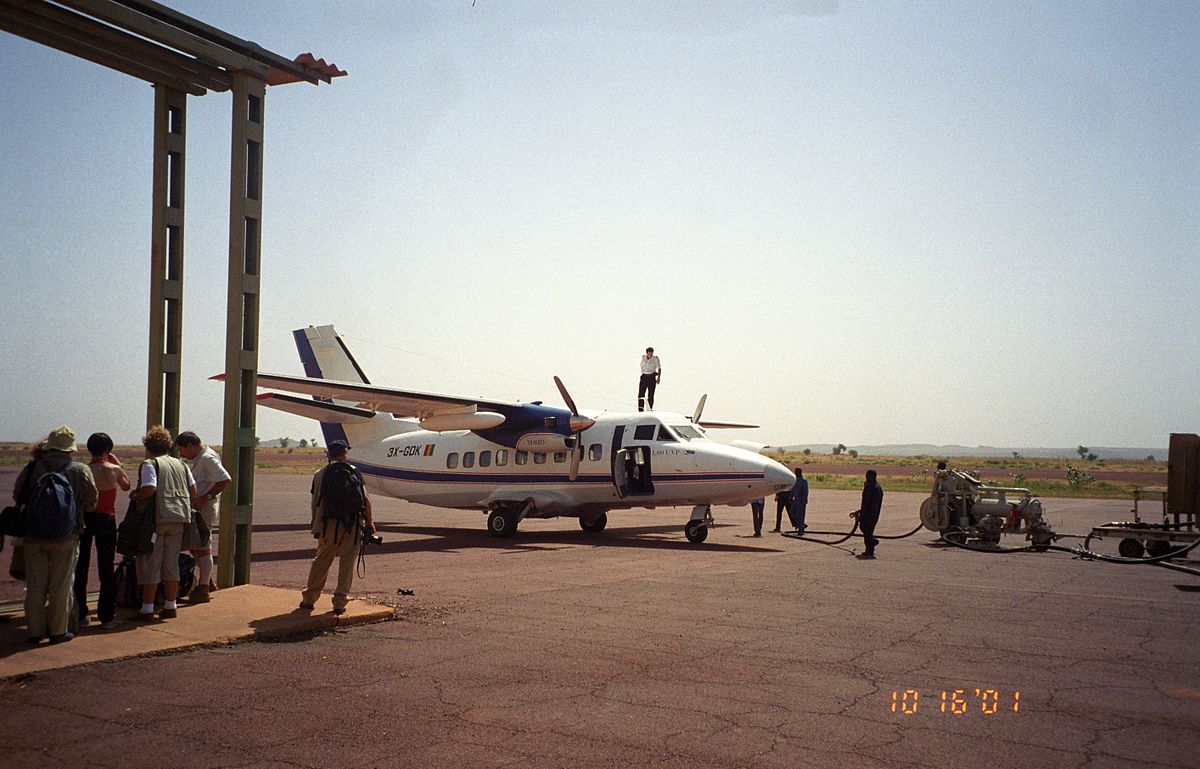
[1,471,1197,769]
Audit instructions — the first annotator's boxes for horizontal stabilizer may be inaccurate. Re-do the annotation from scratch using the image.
[255,392,376,424]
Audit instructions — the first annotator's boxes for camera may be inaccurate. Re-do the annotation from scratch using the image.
[364,532,383,546]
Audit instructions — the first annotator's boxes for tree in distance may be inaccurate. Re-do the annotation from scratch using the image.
[299,439,308,448]
[833,443,847,456]
[849,449,859,458]
[1077,445,1089,459]
[803,448,812,456]
[280,437,291,449]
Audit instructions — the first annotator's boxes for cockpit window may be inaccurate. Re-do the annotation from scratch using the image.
[656,425,677,442]
[633,424,656,441]
[670,424,706,441]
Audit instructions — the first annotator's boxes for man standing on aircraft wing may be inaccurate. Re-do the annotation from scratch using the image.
[637,346,661,411]
[300,440,374,616]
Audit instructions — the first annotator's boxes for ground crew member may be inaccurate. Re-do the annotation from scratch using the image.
[853,469,884,559]
[789,468,809,533]
[750,497,764,537]
[771,489,791,532]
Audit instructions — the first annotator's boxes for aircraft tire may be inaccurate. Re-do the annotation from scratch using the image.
[488,509,518,538]
[684,520,708,544]
[579,513,607,533]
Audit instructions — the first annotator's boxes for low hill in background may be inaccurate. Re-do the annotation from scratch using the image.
[771,444,1166,461]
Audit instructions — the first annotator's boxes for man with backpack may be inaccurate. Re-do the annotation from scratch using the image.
[16,426,97,644]
[300,440,374,616]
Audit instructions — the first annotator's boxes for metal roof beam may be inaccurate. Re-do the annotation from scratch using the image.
[0,5,206,94]
[55,0,270,80]
[6,0,231,92]
[112,0,323,84]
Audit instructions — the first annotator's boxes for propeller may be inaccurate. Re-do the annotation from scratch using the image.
[554,376,594,481]
[691,394,708,424]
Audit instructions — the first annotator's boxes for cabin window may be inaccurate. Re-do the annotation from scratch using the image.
[463,451,475,468]
[633,424,656,441]
[657,425,677,442]
[446,452,459,469]
[515,451,528,465]
[533,453,547,464]
[495,450,508,466]
[479,450,492,468]
[589,443,602,461]
[553,451,567,463]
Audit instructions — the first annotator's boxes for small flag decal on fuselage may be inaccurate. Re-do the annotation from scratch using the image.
[423,444,435,456]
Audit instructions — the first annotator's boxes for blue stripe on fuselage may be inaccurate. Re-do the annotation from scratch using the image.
[352,459,761,485]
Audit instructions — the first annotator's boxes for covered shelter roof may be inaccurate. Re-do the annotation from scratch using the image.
[0,0,346,95]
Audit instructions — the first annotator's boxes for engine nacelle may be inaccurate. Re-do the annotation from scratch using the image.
[419,411,506,432]
[515,433,576,454]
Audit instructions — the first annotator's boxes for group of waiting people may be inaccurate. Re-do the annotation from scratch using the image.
[750,467,885,558]
[9,425,229,644]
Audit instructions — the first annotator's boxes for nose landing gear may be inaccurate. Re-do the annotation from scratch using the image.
[685,505,714,544]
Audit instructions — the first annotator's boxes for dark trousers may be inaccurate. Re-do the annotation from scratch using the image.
[790,504,807,531]
[74,512,117,623]
[750,500,764,535]
[860,511,880,555]
[637,374,658,411]
[774,494,790,530]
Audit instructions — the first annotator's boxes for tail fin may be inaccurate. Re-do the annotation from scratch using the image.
[292,326,415,447]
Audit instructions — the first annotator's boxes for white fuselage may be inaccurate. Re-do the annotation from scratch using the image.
[349,411,795,518]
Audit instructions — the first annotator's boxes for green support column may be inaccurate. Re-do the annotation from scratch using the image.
[218,72,265,587]
[147,85,186,435]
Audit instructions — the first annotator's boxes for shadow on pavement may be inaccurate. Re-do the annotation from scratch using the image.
[252,521,783,563]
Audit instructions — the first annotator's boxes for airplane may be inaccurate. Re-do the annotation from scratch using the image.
[222,325,796,543]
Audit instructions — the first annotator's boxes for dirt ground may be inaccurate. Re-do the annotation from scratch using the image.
[1,468,1198,769]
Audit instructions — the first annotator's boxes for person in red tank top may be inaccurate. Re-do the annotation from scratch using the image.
[75,432,130,628]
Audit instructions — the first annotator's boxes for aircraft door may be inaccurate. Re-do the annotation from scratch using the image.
[611,425,655,498]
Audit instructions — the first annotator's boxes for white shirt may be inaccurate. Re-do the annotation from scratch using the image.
[640,355,661,375]
[190,446,232,525]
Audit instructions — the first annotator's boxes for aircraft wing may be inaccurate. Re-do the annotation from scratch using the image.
[213,372,518,420]
[255,392,376,424]
[697,420,759,429]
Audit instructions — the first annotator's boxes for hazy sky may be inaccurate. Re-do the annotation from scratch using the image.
[1,1,1196,449]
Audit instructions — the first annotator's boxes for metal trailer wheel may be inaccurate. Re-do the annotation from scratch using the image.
[487,508,518,538]
[1118,538,1145,558]
[1145,539,1174,559]
[579,513,607,533]
[684,520,708,544]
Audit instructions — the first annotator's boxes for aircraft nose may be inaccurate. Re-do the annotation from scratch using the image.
[765,462,795,491]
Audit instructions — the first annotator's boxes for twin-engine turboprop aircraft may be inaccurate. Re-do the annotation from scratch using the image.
[224,325,795,543]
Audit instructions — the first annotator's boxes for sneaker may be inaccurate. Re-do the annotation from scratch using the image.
[134,611,157,622]
[100,619,119,630]
[188,585,210,604]
[753,532,762,537]
[856,553,876,560]
[770,528,781,533]
[78,614,91,627]
[49,632,75,644]
[158,607,177,619]
[299,601,315,610]
[209,578,218,592]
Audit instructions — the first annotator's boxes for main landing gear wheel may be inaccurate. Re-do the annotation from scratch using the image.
[488,508,518,538]
[579,513,607,533]
[1118,538,1145,558]
[684,520,709,544]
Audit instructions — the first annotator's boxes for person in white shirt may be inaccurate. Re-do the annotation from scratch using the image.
[638,347,661,411]
[175,431,231,603]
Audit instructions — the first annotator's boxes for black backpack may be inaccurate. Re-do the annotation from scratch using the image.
[320,461,364,539]
[115,557,141,609]
[25,465,77,539]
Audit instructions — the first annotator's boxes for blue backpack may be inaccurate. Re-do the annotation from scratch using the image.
[25,468,77,539]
